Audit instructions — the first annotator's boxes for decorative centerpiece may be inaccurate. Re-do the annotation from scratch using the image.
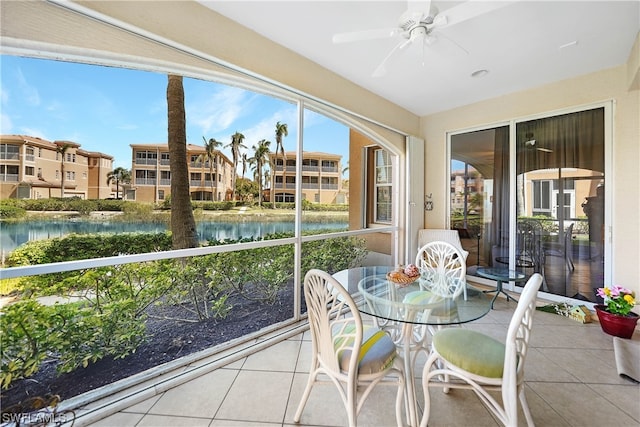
[387,264,420,287]
[594,286,638,339]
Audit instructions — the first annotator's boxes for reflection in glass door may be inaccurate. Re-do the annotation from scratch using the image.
[516,108,605,301]
[450,107,606,303]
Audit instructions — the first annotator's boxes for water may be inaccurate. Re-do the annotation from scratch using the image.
[0,218,348,255]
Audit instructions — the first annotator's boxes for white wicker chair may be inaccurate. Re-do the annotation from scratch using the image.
[417,229,469,261]
[415,240,467,300]
[294,269,405,427]
[420,273,543,427]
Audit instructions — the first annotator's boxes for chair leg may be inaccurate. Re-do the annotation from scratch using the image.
[519,386,535,427]
[293,371,317,423]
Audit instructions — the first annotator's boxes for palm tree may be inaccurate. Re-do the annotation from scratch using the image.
[225,131,246,201]
[167,74,198,249]
[241,152,248,179]
[249,139,271,207]
[274,121,288,204]
[55,143,72,198]
[106,167,131,199]
[202,136,222,201]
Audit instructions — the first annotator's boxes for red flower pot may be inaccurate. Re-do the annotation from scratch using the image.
[594,305,639,339]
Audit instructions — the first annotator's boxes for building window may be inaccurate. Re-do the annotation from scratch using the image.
[55,170,60,179]
[135,170,157,185]
[135,151,158,165]
[25,166,35,176]
[158,190,165,200]
[374,149,392,223]
[0,144,19,160]
[161,152,170,165]
[37,168,42,178]
[0,165,19,181]
[25,146,35,162]
[38,148,42,157]
[66,171,75,181]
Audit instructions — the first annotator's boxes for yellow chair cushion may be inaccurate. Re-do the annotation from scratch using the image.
[432,328,505,378]
[336,326,397,375]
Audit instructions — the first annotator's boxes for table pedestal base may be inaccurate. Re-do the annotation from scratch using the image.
[482,280,519,309]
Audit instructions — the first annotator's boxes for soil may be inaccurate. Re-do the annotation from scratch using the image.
[1,286,297,412]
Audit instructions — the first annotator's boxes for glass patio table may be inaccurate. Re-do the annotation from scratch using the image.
[332,266,492,426]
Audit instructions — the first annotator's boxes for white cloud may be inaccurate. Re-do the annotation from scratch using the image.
[19,127,47,139]
[187,86,255,135]
[15,68,41,107]
[0,113,12,134]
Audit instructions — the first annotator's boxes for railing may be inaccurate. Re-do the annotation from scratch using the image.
[0,153,19,160]
[25,155,35,162]
[0,174,19,182]
[135,178,157,185]
[159,179,171,186]
[135,159,157,165]
[321,167,339,173]
[302,166,319,172]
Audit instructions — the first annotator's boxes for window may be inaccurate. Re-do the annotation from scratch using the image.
[66,171,75,181]
[135,151,158,165]
[37,168,42,178]
[374,149,392,223]
[160,170,171,185]
[55,170,60,179]
[25,146,35,161]
[25,166,35,176]
[135,170,156,185]
[0,144,19,160]
[161,152,170,165]
[158,190,165,200]
[532,180,552,216]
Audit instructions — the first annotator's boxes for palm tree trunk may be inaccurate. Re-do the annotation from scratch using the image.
[167,74,198,249]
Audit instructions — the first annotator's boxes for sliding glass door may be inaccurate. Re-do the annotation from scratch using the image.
[450,107,606,302]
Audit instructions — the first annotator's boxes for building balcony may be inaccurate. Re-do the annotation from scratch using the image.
[135,159,158,166]
[135,178,157,185]
[0,174,20,182]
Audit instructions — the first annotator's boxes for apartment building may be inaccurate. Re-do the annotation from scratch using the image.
[130,143,234,203]
[0,135,113,200]
[269,151,346,204]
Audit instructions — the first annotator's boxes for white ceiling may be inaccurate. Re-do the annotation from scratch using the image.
[199,1,639,116]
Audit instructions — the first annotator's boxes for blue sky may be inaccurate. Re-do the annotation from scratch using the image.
[0,55,350,171]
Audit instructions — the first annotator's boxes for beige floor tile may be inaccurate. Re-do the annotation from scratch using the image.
[147,368,239,418]
[528,382,639,426]
[524,347,581,382]
[242,339,301,372]
[88,411,145,426]
[215,370,294,423]
[588,383,640,422]
[136,414,212,426]
[121,394,163,414]
[295,340,312,373]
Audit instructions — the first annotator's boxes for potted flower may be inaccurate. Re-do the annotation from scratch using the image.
[594,286,638,339]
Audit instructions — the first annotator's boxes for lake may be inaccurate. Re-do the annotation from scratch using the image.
[0,218,348,255]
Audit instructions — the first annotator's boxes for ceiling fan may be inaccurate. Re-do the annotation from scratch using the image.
[524,133,553,153]
[332,0,512,77]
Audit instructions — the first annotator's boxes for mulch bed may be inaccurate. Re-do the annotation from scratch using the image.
[1,287,298,411]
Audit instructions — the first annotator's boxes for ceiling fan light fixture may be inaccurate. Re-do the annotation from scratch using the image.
[471,69,489,78]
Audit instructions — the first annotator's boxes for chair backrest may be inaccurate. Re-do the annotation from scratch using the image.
[415,241,466,298]
[417,229,469,260]
[304,269,363,376]
[502,273,543,413]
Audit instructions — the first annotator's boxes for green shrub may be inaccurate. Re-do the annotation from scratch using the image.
[0,262,173,389]
[0,199,26,219]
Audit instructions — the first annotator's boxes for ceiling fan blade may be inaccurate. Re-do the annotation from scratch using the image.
[372,40,406,77]
[437,0,516,29]
[332,27,401,44]
[537,147,553,153]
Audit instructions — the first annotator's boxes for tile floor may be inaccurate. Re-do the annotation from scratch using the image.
[86,297,639,427]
